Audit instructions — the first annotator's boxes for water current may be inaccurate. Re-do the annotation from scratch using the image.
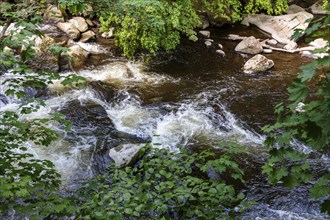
[1,25,329,219]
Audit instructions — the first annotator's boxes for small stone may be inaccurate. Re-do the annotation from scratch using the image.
[101,27,114,39]
[199,30,211,38]
[266,39,278,46]
[205,41,212,47]
[205,39,214,42]
[189,35,198,42]
[79,30,96,43]
[218,43,223,49]
[284,41,297,50]
[216,49,225,57]
[263,49,273,54]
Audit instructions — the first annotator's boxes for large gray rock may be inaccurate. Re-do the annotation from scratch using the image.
[44,5,64,24]
[243,54,274,74]
[109,143,146,167]
[69,17,89,33]
[57,22,80,40]
[235,36,263,54]
[242,11,313,49]
[310,1,330,15]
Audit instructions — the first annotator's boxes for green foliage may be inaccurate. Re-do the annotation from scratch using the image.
[244,0,288,15]
[58,0,88,15]
[98,0,200,58]
[262,3,330,215]
[77,145,249,219]
[0,1,87,218]
[59,0,289,58]
[0,108,75,218]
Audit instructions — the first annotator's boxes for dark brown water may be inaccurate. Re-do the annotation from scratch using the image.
[148,25,311,132]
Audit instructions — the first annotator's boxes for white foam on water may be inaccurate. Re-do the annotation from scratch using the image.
[105,91,265,152]
[76,42,108,54]
[255,207,329,220]
[106,92,160,139]
[78,61,176,86]
[0,88,103,184]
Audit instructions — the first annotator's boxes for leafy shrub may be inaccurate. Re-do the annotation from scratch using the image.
[77,144,250,219]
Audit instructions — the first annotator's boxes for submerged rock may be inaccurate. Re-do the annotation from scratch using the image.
[243,54,274,74]
[109,143,147,167]
[235,36,263,55]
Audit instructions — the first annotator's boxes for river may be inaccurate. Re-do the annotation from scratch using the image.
[1,24,329,219]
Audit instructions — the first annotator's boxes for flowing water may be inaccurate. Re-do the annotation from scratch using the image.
[1,25,329,219]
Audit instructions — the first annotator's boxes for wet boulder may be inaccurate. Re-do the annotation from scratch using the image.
[57,22,80,40]
[243,54,274,74]
[68,17,89,33]
[109,143,147,167]
[235,36,263,55]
